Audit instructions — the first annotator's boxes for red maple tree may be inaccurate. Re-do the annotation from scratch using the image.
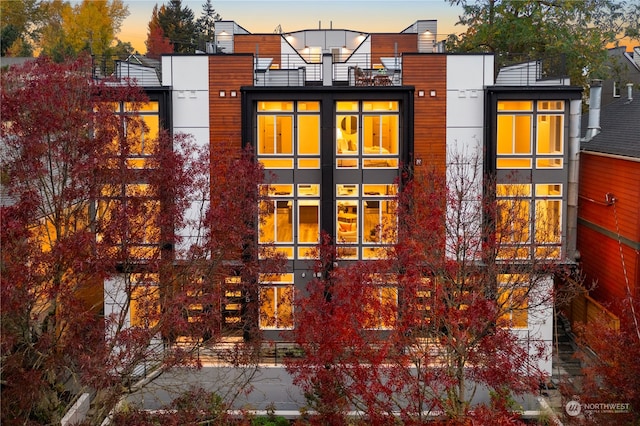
[286,158,565,424]
[0,56,277,424]
[145,4,173,59]
[573,298,640,424]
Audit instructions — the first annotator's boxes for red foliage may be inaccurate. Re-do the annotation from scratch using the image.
[1,56,277,424]
[285,165,552,424]
[574,298,640,424]
[145,4,173,59]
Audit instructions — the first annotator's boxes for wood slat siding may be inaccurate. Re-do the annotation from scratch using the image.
[209,55,254,154]
[568,291,619,330]
[402,54,447,173]
[578,152,640,317]
[577,225,638,312]
[579,153,640,239]
[370,34,417,65]
[234,34,282,68]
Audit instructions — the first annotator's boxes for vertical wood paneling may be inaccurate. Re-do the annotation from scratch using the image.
[234,34,282,68]
[402,54,447,173]
[370,34,417,65]
[209,55,254,154]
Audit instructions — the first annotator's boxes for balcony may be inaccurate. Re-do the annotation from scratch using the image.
[252,53,403,87]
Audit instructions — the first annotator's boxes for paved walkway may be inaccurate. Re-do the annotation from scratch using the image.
[122,314,586,423]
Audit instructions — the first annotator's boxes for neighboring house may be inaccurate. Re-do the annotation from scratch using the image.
[102,19,583,377]
[114,54,162,86]
[601,46,640,107]
[578,81,640,320]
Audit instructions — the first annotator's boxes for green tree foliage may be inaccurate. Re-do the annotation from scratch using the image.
[195,0,221,51]
[0,0,45,56]
[6,0,129,61]
[446,0,640,88]
[157,0,197,54]
[61,0,129,57]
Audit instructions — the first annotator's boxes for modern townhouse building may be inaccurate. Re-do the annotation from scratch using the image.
[105,19,583,377]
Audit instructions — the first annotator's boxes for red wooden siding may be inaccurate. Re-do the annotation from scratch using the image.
[370,34,417,64]
[234,34,282,68]
[578,152,640,316]
[401,54,447,174]
[209,55,254,154]
[579,153,640,238]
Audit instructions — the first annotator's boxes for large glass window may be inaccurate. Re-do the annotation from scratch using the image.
[496,100,565,170]
[297,184,320,258]
[110,101,160,169]
[257,101,319,169]
[98,184,161,260]
[130,273,160,328]
[336,101,399,169]
[536,101,564,169]
[496,183,562,260]
[259,273,294,330]
[259,184,320,260]
[362,184,397,259]
[258,115,293,155]
[497,274,529,329]
[259,184,294,258]
[535,184,562,259]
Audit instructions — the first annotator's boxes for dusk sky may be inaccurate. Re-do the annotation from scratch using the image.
[118,0,467,53]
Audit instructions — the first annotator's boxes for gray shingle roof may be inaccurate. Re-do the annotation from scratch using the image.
[581,87,640,158]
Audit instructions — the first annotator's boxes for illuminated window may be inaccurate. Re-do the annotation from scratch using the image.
[298,200,319,243]
[258,115,293,155]
[496,184,532,259]
[97,184,161,260]
[336,101,400,169]
[337,184,358,245]
[259,274,294,329]
[298,115,320,155]
[259,184,319,259]
[496,184,562,259]
[363,281,398,330]
[110,101,160,169]
[536,115,563,154]
[497,101,533,111]
[257,101,319,169]
[130,273,160,328]
[363,200,396,244]
[535,184,562,259]
[297,184,320,256]
[496,100,566,170]
[497,115,532,155]
[259,185,294,257]
[497,274,529,329]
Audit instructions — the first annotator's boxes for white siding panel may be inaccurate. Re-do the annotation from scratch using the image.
[173,127,209,150]
[172,92,209,129]
[163,55,209,90]
[446,55,493,90]
[446,91,485,128]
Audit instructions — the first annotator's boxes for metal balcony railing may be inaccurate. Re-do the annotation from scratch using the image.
[254,52,404,87]
[92,55,162,87]
[495,54,570,87]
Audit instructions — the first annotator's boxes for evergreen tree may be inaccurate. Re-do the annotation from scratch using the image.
[146,4,173,59]
[196,0,221,41]
[157,0,196,54]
